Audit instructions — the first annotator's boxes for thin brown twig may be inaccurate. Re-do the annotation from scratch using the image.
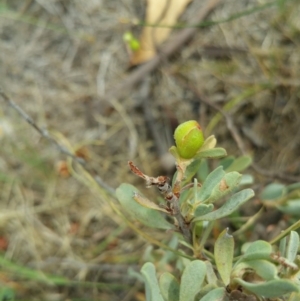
[128,161,192,243]
[0,88,115,196]
[0,89,83,163]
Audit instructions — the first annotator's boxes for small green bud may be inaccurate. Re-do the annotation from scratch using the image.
[123,31,140,51]
[174,120,204,159]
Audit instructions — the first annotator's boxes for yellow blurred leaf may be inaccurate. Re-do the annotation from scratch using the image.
[131,0,193,65]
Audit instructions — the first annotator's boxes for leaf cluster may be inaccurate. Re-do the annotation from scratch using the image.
[116,133,300,300]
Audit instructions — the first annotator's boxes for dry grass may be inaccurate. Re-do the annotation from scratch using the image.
[0,0,300,300]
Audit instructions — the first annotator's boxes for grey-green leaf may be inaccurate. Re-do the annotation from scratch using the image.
[198,166,225,203]
[239,174,254,186]
[235,260,277,281]
[193,204,214,218]
[116,183,173,230]
[237,252,272,264]
[286,231,299,263]
[184,158,202,184]
[195,148,227,160]
[215,228,234,285]
[199,287,226,301]
[279,236,287,258]
[193,189,254,222]
[219,156,235,170]
[225,155,252,172]
[159,272,180,301]
[198,135,217,152]
[235,241,272,266]
[205,261,218,285]
[279,199,300,216]
[260,183,286,200]
[204,172,242,204]
[234,278,299,298]
[244,240,272,255]
[141,262,164,301]
[286,183,300,193]
[179,260,206,301]
[197,159,210,182]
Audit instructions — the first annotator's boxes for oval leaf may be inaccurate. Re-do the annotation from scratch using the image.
[169,146,181,161]
[193,189,254,222]
[195,148,227,160]
[141,262,164,301]
[205,172,242,204]
[214,228,234,285]
[225,155,252,172]
[244,240,273,255]
[179,260,206,301]
[286,231,299,263]
[198,135,217,152]
[193,204,214,218]
[239,174,254,186]
[235,260,277,281]
[159,272,180,301]
[197,159,210,182]
[235,241,272,266]
[199,287,226,301]
[198,166,225,203]
[286,183,300,193]
[183,158,202,185]
[196,284,218,300]
[234,278,299,298]
[279,236,287,258]
[205,261,218,285]
[279,199,300,216]
[116,183,173,230]
[260,183,286,200]
[219,156,235,170]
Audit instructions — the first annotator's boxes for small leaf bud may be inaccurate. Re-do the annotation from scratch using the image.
[174,120,204,159]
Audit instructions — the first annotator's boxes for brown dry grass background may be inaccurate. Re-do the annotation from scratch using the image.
[0,0,300,300]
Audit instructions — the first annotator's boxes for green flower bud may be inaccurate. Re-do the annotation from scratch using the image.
[174,120,204,159]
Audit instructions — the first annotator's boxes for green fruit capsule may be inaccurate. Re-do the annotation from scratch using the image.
[174,120,204,159]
